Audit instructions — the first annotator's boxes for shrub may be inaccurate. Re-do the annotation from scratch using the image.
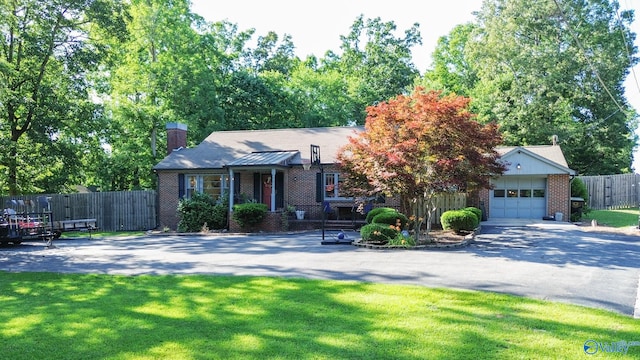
[463,207,482,227]
[232,203,268,229]
[440,210,478,233]
[360,223,398,244]
[387,231,416,247]
[365,207,397,224]
[177,192,228,232]
[372,211,409,229]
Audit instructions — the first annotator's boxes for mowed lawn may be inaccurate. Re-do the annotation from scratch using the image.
[1,272,638,359]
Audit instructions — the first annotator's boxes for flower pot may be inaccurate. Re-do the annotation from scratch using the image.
[295,210,305,220]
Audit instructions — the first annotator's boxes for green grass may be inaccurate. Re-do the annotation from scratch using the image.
[59,230,146,239]
[1,273,638,359]
[583,207,639,228]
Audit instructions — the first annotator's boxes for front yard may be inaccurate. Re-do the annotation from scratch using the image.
[1,272,637,359]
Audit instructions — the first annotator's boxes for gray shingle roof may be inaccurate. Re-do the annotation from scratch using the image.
[153,126,363,170]
[153,125,572,173]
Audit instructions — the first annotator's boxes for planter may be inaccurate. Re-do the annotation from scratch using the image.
[295,210,305,220]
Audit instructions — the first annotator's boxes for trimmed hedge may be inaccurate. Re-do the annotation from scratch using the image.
[232,203,268,229]
[372,211,409,229]
[360,223,398,244]
[463,207,482,227]
[441,209,478,233]
[365,207,397,224]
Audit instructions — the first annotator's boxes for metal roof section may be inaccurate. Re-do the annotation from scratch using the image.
[226,151,299,167]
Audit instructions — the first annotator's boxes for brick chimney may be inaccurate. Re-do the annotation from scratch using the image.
[166,122,187,155]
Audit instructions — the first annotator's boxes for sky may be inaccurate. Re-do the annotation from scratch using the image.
[190,0,640,171]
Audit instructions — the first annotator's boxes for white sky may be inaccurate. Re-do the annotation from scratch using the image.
[191,0,640,171]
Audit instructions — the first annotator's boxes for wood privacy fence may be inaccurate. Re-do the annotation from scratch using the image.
[577,173,640,210]
[1,191,157,232]
[430,193,468,223]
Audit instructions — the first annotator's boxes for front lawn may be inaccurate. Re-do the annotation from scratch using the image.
[583,207,639,228]
[1,272,637,359]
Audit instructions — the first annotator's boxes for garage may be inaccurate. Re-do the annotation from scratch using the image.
[490,176,547,219]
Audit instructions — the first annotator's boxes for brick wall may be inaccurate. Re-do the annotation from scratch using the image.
[547,174,571,221]
[157,171,181,229]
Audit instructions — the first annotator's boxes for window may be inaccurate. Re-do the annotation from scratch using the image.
[507,189,518,198]
[185,174,229,199]
[533,189,545,198]
[494,189,505,198]
[520,189,531,198]
[324,173,347,199]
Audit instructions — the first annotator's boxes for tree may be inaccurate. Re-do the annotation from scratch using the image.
[421,23,479,97]
[0,0,127,194]
[337,88,505,240]
[466,0,638,175]
[325,15,422,124]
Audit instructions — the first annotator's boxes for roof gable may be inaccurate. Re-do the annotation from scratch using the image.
[498,146,575,175]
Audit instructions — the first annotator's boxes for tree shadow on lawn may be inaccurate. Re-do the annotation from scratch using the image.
[470,226,640,269]
[1,273,638,359]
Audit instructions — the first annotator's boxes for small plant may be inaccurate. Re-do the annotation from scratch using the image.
[281,211,289,231]
[162,225,170,233]
[200,222,209,233]
[387,231,416,247]
[232,203,268,230]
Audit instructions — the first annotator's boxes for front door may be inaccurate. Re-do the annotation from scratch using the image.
[262,175,273,208]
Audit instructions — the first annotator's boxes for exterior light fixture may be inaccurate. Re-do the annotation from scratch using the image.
[516,163,522,170]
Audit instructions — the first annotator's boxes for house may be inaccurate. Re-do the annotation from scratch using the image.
[153,123,575,230]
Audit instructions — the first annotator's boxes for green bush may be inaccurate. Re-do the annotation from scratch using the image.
[365,207,397,224]
[440,210,478,233]
[372,211,409,229]
[463,207,482,227]
[177,192,228,232]
[360,223,398,244]
[232,203,268,229]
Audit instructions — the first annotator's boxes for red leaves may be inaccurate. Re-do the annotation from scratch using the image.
[337,87,506,198]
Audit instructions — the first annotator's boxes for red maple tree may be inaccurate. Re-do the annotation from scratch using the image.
[337,88,506,238]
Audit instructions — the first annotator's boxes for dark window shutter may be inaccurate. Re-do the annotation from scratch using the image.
[253,173,260,202]
[234,173,241,195]
[316,172,323,203]
[178,174,185,199]
[276,172,284,209]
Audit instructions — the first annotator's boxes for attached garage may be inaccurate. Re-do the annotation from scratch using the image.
[485,145,575,221]
[490,176,546,219]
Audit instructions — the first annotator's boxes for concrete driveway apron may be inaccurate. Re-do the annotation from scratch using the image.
[2,220,639,317]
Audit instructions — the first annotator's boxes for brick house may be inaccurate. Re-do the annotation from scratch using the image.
[153,123,575,230]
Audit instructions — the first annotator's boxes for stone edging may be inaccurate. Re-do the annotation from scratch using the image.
[352,226,479,250]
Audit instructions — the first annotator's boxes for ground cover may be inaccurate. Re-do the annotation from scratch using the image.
[582,208,639,228]
[1,272,637,359]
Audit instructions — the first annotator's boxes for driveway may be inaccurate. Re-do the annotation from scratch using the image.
[1,220,639,317]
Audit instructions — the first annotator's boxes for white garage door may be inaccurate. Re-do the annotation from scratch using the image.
[490,177,547,219]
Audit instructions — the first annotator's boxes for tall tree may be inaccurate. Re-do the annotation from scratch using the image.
[0,0,127,194]
[326,15,422,124]
[337,88,505,240]
[466,0,638,175]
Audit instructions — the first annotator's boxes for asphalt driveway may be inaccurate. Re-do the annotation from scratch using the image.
[1,220,639,317]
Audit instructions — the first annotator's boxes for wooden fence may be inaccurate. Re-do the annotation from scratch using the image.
[577,173,640,210]
[1,191,157,232]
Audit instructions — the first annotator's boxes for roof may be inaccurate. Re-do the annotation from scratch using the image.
[153,125,573,174]
[153,126,363,171]
[497,145,574,174]
[226,151,300,167]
